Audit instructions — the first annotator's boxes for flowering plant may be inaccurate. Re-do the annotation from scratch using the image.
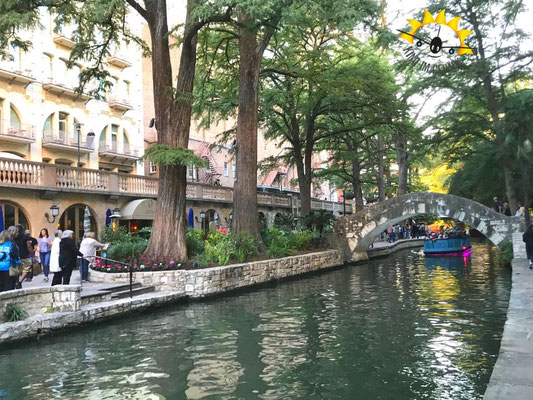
[91,256,183,273]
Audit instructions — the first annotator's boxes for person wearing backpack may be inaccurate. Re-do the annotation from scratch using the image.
[523,224,533,269]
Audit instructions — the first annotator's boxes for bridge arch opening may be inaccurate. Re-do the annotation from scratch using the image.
[336,193,523,261]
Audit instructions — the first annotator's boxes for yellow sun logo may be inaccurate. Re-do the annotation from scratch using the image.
[399,9,474,56]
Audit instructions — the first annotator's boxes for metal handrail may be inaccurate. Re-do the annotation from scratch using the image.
[93,256,137,298]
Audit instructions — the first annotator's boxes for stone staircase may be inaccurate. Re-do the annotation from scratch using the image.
[81,282,156,306]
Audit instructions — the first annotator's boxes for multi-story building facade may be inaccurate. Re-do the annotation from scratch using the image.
[0,10,145,241]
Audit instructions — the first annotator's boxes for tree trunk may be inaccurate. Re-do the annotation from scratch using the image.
[522,160,531,227]
[394,134,409,196]
[377,133,386,201]
[145,0,197,259]
[233,12,261,240]
[352,151,364,211]
[295,157,312,216]
[502,159,518,213]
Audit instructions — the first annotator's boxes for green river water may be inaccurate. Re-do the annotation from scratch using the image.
[0,242,511,399]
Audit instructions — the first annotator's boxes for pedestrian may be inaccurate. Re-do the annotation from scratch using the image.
[79,232,104,283]
[386,226,393,243]
[50,230,62,285]
[0,230,18,292]
[523,224,533,269]
[55,230,83,285]
[38,228,53,282]
[13,225,34,288]
[516,203,524,217]
[503,202,511,216]
[493,197,502,213]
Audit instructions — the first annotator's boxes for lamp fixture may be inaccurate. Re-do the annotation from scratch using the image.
[45,203,60,223]
[200,211,206,219]
[110,207,122,219]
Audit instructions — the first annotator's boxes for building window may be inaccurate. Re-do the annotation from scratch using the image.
[224,162,228,177]
[149,161,157,174]
[232,165,236,179]
[188,164,197,181]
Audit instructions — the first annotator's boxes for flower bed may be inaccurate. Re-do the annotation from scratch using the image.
[92,256,183,273]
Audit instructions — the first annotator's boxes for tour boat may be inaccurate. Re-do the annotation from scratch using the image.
[424,235,471,257]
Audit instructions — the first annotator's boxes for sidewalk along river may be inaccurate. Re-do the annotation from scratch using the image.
[0,241,510,399]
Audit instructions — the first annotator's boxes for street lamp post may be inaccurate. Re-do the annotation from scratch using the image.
[76,123,83,168]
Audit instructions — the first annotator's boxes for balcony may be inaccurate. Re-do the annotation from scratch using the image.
[99,142,140,165]
[0,120,35,144]
[0,64,34,85]
[107,96,133,111]
[0,157,353,214]
[107,56,132,69]
[42,130,94,153]
[43,77,90,101]
[53,34,75,49]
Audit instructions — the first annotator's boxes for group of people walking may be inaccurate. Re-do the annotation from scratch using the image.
[493,197,528,217]
[384,223,427,243]
[0,225,104,292]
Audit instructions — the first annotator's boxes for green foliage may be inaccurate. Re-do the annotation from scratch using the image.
[288,230,313,251]
[193,253,210,268]
[99,226,129,244]
[107,240,148,260]
[301,210,335,237]
[143,145,208,168]
[499,240,514,264]
[204,232,258,265]
[273,214,298,232]
[3,303,28,322]
[186,229,205,257]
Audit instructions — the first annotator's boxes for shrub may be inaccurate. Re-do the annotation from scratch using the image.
[288,230,313,251]
[99,226,130,244]
[193,253,209,268]
[233,232,258,262]
[301,210,335,238]
[4,303,28,322]
[267,232,293,258]
[500,240,514,264]
[204,232,257,265]
[274,214,298,232]
[107,240,148,260]
[186,228,205,257]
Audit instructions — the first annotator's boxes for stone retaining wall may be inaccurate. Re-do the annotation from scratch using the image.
[0,286,81,322]
[89,250,343,297]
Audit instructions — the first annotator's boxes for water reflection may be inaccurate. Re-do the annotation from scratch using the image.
[0,242,510,400]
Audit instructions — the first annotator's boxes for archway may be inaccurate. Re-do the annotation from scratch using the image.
[258,212,267,231]
[57,204,97,243]
[201,209,217,234]
[336,192,524,262]
[0,200,30,230]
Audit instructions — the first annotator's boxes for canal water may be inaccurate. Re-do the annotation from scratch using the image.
[0,242,510,400]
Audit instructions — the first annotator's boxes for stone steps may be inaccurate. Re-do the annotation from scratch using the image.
[81,282,150,306]
[111,286,156,299]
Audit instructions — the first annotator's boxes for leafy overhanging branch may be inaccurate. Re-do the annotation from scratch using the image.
[143,144,208,168]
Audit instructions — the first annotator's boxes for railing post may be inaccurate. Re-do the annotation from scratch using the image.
[109,173,119,192]
[42,164,56,188]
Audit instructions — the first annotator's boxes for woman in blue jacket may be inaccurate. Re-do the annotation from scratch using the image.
[0,230,18,292]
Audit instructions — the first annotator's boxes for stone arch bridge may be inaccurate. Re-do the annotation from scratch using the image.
[336,192,525,262]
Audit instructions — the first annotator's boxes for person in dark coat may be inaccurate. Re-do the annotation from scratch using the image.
[54,230,83,285]
[523,224,533,269]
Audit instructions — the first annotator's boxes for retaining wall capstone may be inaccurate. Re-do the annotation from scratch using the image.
[89,250,343,297]
[0,286,80,322]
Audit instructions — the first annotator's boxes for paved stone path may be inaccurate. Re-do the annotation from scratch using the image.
[17,269,121,293]
[484,257,533,399]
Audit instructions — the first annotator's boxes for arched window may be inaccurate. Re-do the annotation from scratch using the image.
[57,204,97,243]
[0,201,29,230]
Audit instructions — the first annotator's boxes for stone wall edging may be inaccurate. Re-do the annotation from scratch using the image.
[89,250,344,297]
[0,286,81,321]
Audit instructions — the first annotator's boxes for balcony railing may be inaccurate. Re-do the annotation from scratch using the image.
[0,157,353,213]
[0,120,36,142]
[42,130,94,151]
[99,142,140,158]
[108,96,133,111]
[43,77,91,100]
[0,63,34,84]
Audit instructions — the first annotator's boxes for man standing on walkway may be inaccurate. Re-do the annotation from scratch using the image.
[523,224,533,269]
[494,197,502,213]
[14,225,34,288]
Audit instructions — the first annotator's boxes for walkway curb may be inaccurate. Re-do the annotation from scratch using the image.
[484,258,533,399]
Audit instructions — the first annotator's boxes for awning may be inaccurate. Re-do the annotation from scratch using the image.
[121,199,156,220]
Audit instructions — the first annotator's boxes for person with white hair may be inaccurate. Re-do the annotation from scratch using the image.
[54,230,83,285]
[50,230,62,285]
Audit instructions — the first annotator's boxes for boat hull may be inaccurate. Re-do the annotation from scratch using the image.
[424,237,471,257]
